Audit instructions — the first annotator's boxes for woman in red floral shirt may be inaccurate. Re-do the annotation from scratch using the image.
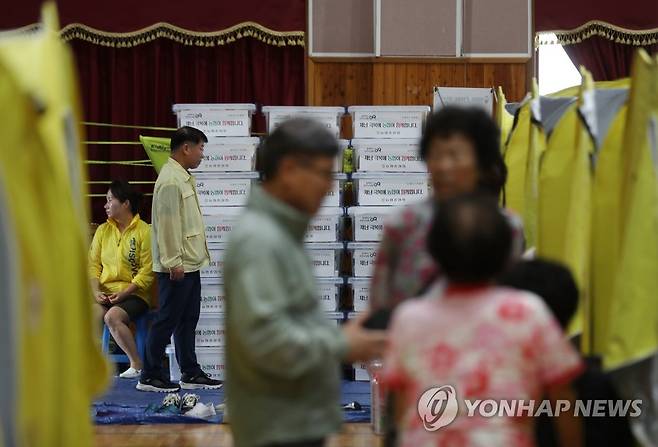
[382,195,583,447]
[369,106,521,312]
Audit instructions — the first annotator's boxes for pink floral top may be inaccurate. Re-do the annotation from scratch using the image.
[369,199,524,311]
[382,284,584,447]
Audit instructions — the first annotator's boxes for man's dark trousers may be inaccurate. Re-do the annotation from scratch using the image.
[142,271,202,379]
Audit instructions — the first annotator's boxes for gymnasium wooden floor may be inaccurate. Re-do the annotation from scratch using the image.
[95,423,382,447]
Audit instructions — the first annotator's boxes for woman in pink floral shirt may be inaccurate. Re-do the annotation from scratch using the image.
[382,195,584,447]
[369,107,520,312]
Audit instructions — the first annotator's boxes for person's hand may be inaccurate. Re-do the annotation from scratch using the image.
[108,292,127,304]
[95,292,110,305]
[342,312,389,363]
[169,266,185,281]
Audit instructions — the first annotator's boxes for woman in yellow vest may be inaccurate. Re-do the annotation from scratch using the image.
[89,180,154,378]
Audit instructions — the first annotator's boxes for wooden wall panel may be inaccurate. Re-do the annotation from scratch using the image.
[307,59,373,106]
[308,59,528,107]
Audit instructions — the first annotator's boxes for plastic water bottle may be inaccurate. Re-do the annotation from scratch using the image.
[369,359,385,435]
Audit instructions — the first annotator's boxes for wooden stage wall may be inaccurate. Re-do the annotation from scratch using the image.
[306,58,531,107]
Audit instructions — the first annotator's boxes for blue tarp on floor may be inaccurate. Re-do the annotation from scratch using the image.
[93,378,371,425]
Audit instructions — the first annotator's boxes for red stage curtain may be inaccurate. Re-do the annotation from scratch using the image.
[75,37,305,223]
[536,0,658,81]
[1,1,307,224]
[563,36,658,81]
[0,0,305,32]
[536,0,657,32]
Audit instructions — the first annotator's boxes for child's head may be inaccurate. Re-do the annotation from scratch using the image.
[498,259,579,329]
[427,193,512,284]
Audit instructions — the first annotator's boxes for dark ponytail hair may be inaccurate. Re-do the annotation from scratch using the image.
[109,180,143,215]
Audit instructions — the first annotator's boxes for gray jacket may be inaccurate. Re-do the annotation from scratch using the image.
[224,185,348,447]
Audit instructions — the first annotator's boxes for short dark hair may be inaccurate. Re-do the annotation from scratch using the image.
[259,118,339,180]
[420,107,506,197]
[498,259,579,329]
[427,193,512,283]
[109,180,143,215]
[170,126,208,152]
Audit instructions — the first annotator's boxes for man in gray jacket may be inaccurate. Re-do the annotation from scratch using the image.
[224,119,387,447]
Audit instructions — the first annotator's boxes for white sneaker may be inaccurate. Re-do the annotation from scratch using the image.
[184,402,216,419]
[119,367,142,379]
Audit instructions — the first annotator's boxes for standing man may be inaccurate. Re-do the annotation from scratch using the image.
[224,119,388,447]
[137,126,222,392]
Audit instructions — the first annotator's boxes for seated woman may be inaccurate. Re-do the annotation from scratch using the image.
[382,194,584,447]
[89,180,153,378]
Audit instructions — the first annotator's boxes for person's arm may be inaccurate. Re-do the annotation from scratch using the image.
[228,246,349,380]
[529,295,585,447]
[380,304,414,432]
[547,382,582,447]
[503,209,526,260]
[131,226,154,292]
[394,391,407,426]
[155,184,184,271]
[89,226,109,304]
[108,283,139,304]
[90,277,101,295]
[89,225,103,281]
[369,222,401,312]
[108,227,153,304]
[111,226,155,303]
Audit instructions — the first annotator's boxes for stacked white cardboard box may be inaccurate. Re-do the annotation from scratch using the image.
[262,107,348,327]
[163,104,432,382]
[165,104,351,380]
[167,103,259,381]
[345,106,431,380]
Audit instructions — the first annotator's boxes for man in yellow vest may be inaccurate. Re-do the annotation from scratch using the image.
[138,126,222,392]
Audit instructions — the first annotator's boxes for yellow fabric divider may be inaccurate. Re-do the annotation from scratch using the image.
[501,51,658,363]
[0,56,46,447]
[591,105,628,357]
[537,70,596,344]
[503,80,545,250]
[503,96,531,219]
[604,50,658,370]
[522,80,546,250]
[549,78,631,98]
[564,70,595,349]
[0,4,111,446]
[495,86,514,152]
[537,101,580,261]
